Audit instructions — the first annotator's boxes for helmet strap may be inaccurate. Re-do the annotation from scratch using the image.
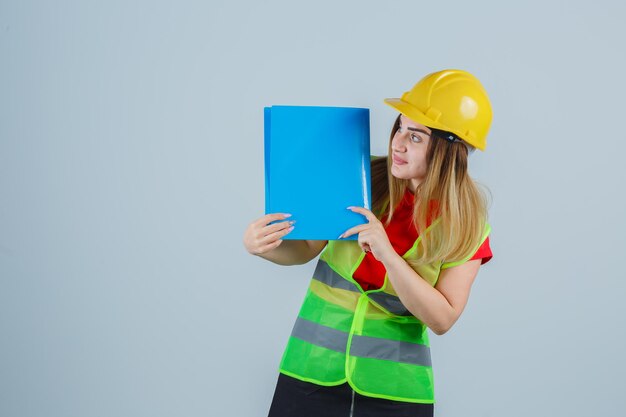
[429,127,462,144]
[429,127,475,155]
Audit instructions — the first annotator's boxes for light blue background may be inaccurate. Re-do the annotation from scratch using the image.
[1,1,625,416]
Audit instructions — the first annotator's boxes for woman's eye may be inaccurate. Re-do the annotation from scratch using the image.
[410,134,421,143]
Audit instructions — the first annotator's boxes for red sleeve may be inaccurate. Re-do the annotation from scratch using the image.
[469,236,492,265]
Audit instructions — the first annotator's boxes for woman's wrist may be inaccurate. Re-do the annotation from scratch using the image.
[380,250,405,271]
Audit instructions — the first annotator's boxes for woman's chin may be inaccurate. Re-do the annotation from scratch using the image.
[390,166,408,180]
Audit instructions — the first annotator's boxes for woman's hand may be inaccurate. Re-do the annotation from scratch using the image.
[243,213,295,255]
[340,207,396,264]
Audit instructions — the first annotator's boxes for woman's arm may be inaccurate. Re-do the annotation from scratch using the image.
[341,206,481,335]
[382,255,481,335]
[243,213,328,265]
[257,239,328,265]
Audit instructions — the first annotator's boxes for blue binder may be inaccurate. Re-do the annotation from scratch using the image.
[264,105,371,240]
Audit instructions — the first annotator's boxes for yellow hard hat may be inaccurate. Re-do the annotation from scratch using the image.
[384,69,493,151]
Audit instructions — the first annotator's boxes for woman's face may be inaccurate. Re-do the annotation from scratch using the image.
[390,114,432,191]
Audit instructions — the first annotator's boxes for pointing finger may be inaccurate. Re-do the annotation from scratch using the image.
[340,224,369,239]
[347,206,377,223]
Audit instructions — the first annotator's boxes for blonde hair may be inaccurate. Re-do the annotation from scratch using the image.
[371,114,489,266]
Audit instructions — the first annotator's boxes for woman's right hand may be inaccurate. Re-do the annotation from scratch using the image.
[243,213,295,255]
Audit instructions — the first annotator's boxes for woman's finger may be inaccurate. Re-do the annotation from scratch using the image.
[254,213,292,227]
[340,224,370,239]
[260,219,295,237]
[347,206,377,223]
[259,223,295,245]
[256,239,284,254]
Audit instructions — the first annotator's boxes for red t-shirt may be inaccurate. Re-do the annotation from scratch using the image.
[353,190,493,291]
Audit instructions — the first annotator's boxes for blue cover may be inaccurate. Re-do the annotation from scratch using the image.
[264,105,371,240]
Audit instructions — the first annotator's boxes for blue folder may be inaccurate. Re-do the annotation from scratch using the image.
[264,105,371,240]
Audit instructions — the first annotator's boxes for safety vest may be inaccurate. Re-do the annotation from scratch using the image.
[279,223,491,404]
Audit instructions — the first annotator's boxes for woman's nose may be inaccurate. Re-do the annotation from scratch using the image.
[392,132,407,151]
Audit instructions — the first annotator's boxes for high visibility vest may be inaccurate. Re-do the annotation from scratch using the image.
[279,223,491,404]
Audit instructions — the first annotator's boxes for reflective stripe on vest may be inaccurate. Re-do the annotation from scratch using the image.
[313,259,413,316]
[291,316,348,353]
[291,316,432,367]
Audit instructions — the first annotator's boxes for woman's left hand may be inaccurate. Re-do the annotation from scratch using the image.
[340,206,396,264]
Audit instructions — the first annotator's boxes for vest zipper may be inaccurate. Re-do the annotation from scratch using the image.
[349,388,355,417]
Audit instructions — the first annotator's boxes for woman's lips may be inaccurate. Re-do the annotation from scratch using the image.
[392,154,407,165]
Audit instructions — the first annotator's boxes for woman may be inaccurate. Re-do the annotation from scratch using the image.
[244,69,494,417]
